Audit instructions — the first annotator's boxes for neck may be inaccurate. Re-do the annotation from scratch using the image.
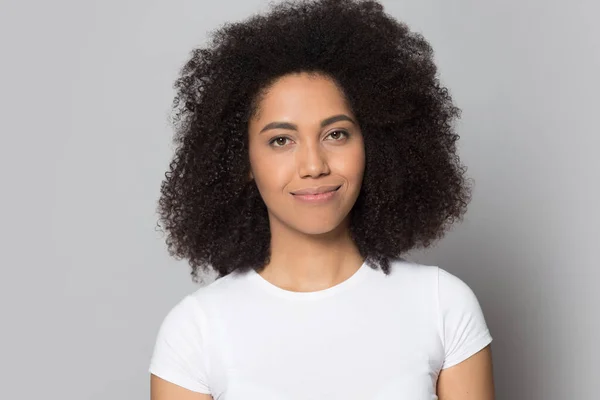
[260,216,365,292]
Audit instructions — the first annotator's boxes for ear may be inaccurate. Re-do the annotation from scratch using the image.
[248,170,254,181]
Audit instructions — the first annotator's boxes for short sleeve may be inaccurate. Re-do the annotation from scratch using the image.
[149,295,211,394]
[437,267,493,370]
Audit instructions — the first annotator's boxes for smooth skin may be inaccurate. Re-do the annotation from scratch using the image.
[247,72,366,292]
[151,375,212,400]
[151,72,495,399]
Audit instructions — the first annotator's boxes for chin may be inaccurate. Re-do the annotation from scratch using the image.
[291,217,349,236]
[269,209,351,236]
[296,225,339,236]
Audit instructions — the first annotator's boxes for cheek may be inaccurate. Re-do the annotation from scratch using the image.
[332,143,365,184]
[350,149,366,181]
[352,141,366,181]
[249,150,291,192]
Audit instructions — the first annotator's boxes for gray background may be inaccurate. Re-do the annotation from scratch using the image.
[1,0,598,398]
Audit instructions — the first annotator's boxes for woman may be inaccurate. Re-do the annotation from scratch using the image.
[149,0,495,399]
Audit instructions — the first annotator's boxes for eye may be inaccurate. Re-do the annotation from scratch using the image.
[325,129,349,141]
[269,136,292,147]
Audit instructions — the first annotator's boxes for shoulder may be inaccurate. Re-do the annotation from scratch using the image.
[386,260,486,320]
[385,259,490,329]
[153,270,251,346]
[434,266,487,319]
[149,270,253,393]
[381,258,440,293]
[387,260,492,368]
[187,268,253,305]
[385,258,438,279]
[384,259,479,299]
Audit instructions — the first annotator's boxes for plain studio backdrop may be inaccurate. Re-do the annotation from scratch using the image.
[1,0,598,398]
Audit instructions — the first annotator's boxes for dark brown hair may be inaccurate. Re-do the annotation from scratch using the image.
[157,0,471,282]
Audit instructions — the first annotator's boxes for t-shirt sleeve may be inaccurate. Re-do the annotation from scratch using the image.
[149,295,211,394]
[437,267,493,370]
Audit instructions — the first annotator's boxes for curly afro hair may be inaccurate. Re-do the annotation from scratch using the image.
[157,0,471,282]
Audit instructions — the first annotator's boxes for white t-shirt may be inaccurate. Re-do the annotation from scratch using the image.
[149,259,492,399]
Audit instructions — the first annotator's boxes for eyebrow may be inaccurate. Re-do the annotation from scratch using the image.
[258,114,356,134]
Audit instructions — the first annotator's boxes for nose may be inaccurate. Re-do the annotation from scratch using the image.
[296,141,330,178]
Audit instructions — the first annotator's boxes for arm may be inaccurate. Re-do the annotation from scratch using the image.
[149,296,212,399]
[436,267,495,399]
[437,344,495,400]
[151,374,213,400]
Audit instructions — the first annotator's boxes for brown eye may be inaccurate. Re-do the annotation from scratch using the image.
[269,137,291,147]
[326,130,348,141]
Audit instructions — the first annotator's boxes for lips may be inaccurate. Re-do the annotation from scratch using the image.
[291,185,341,196]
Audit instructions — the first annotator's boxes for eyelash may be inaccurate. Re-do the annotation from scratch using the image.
[269,130,349,148]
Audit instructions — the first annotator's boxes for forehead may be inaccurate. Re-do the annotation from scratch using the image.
[251,73,352,125]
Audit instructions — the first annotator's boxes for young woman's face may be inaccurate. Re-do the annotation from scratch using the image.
[247,72,365,235]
